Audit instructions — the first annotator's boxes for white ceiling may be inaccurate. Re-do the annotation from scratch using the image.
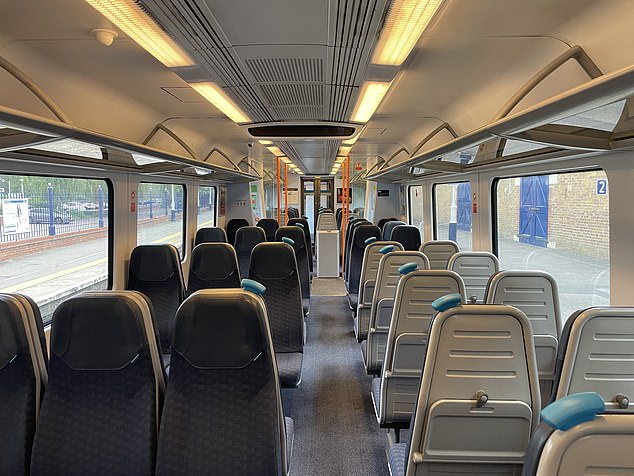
[0,0,633,178]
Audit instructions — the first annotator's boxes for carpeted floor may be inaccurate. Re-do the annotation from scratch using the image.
[282,290,389,475]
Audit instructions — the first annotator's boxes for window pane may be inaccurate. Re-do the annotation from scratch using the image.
[495,171,609,320]
[197,186,216,228]
[0,174,110,325]
[434,182,472,250]
[137,183,185,257]
[409,185,424,240]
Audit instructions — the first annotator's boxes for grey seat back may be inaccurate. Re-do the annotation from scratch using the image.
[249,243,304,354]
[391,225,421,251]
[127,244,185,352]
[194,226,227,245]
[0,294,47,476]
[31,291,166,476]
[377,271,465,426]
[419,240,459,269]
[365,252,430,373]
[403,304,540,475]
[383,220,406,241]
[523,411,634,476]
[486,271,561,407]
[347,225,381,295]
[276,226,310,300]
[257,218,279,241]
[551,307,634,410]
[188,243,241,293]
[288,218,313,272]
[226,218,249,245]
[448,251,500,303]
[235,226,267,279]
[316,212,336,230]
[156,289,289,476]
[355,241,404,342]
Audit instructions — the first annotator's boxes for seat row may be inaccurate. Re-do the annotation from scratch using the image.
[128,229,309,387]
[0,288,294,476]
[385,297,634,475]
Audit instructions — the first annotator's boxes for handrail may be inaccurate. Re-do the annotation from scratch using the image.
[0,56,73,125]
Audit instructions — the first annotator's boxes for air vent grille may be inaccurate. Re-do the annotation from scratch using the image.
[260,84,324,107]
[246,58,324,83]
[271,106,325,120]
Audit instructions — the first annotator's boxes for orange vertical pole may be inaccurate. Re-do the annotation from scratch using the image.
[276,157,281,224]
[284,162,289,225]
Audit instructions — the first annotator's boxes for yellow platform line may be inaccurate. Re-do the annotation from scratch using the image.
[0,257,107,293]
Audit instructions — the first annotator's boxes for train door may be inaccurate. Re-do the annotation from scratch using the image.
[301,177,334,235]
[519,175,549,247]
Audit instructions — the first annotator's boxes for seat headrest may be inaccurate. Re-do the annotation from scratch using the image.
[276,226,305,250]
[234,226,266,252]
[257,218,278,229]
[51,293,146,370]
[226,218,249,229]
[249,242,297,279]
[194,227,227,245]
[173,291,267,369]
[129,245,180,282]
[353,225,381,247]
[191,243,238,280]
[0,297,27,369]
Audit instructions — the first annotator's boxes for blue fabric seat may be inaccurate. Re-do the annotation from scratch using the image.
[156,289,292,475]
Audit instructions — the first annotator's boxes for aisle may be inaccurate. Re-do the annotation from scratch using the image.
[282,278,389,475]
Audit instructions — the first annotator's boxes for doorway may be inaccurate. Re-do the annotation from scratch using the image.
[301,176,335,236]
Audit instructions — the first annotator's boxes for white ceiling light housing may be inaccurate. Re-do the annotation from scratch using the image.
[266,146,285,157]
[190,82,251,123]
[350,81,391,123]
[372,0,445,66]
[84,0,194,67]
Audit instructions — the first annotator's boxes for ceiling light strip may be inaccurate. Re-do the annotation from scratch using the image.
[84,0,194,67]
[350,81,391,123]
[372,0,445,66]
[191,82,251,123]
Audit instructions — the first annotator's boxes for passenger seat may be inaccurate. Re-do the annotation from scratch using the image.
[156,288,293,476]
[30,292,166,476]
[419,240,459,269]
[187,243,241,293]
[257,218,279,241]
[127,244,185,366]
[225,218,250,245]
[390,225,421,251]
[276,226,311,316]
[234,226,266,279]
[0,293,47,476]
[249,242,304,388]
[194,226,227,245]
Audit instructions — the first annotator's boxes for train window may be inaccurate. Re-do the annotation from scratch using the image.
[137,182,185,257]
[408,185,424,239]
[0,174,111,325]
[197,186,217,227]
[433,182,472,250]
[494,170,609,320]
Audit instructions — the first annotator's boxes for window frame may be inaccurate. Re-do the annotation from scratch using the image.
[197,185,217,228]
[431,180,471,242]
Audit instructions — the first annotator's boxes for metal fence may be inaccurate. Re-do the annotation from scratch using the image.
[0,188,109,243]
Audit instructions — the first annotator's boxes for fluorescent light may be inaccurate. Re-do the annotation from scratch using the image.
[190,82,250,123]
[267,146,285,157]
[259,140,273,145]
[372,0,444,66]
[84,0,194,67]
[335,156,346,164]
[350,81,391,123]
[280,157,291,164]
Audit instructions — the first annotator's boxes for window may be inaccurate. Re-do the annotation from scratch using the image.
[197,186,216,227]
[408,185,424,239]
[433,181,472,250]
[495,170,609,320]
[0,174,111,325]
[137,182,185,256]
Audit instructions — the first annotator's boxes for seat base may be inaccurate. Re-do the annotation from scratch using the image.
[277,352,303,388]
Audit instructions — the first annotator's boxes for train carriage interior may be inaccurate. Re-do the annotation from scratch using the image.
[2,0,634,474]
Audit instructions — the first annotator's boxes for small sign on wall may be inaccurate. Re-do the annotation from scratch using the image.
[377,189,390,197]
[596,179,608,195]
